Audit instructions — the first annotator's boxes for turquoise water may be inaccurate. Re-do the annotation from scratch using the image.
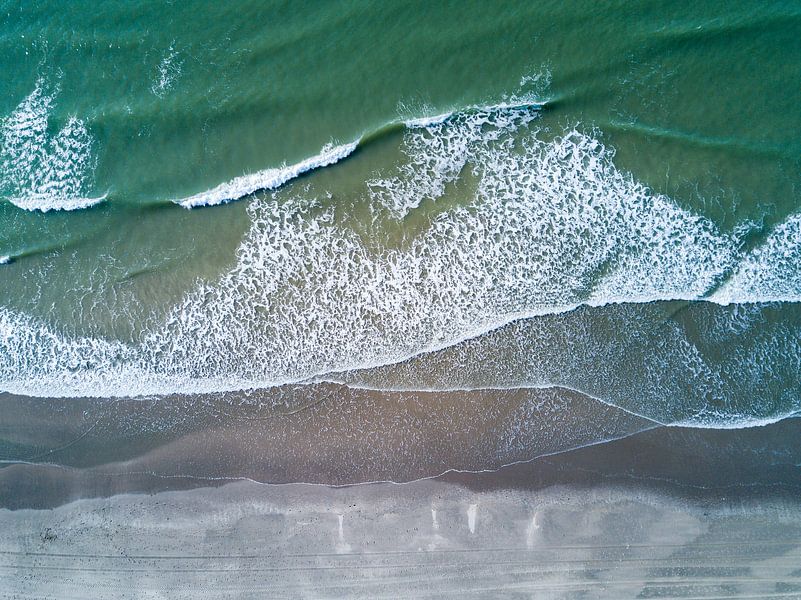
[1,1,801,431]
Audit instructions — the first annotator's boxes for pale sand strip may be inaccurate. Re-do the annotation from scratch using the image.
[0,479,800,599]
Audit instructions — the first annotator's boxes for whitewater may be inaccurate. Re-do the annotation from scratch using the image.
[1,101,800,430]
[0,80,105,212]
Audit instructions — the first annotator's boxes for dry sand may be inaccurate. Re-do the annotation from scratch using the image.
[1,476,800,599]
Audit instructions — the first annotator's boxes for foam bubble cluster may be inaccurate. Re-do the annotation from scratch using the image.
[369,106,539,217]
[712,214,801,303]
[0,80,103,212]
[151,44,182,98]
[2,103,801,422]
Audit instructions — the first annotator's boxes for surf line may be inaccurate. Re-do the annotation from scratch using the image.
[172,100,546,209]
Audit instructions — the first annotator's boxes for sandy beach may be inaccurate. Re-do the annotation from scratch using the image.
[1,386,800,597]
[2,474,800,598]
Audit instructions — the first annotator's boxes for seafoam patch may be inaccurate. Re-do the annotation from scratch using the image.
[0,79,103,211]
[151,43,182,97]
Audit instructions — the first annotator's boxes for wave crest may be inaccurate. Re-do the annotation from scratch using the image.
[174,141,359,208]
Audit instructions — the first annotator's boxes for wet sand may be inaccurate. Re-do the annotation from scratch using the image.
[1,386,800,597]
[1,386,800,507]
[0,384,656,505]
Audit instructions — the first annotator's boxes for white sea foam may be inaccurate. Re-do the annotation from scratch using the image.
[174,100,544,210]
[331,302,801,429]
[7,192,107,212]
[2,103,801,429]
[0,80,103,212]
[0,256,10,265]
[174,141,359,208]
[372,104,542,217]
[711,213,801,304]
[403,112,453,128]
[152,43,182,97]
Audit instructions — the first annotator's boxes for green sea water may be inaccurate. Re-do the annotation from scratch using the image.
[1,1,801,431]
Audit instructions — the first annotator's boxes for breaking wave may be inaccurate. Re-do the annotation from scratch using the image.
[173,141,360,208]
[0,80,104,212]
[171,100,545,209]
[2,101,801,430]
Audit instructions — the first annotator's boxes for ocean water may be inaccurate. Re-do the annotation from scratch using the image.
[2,0,801,481]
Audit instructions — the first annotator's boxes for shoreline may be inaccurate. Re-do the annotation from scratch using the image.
[1,396,799,510]
[3,385,799,596]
